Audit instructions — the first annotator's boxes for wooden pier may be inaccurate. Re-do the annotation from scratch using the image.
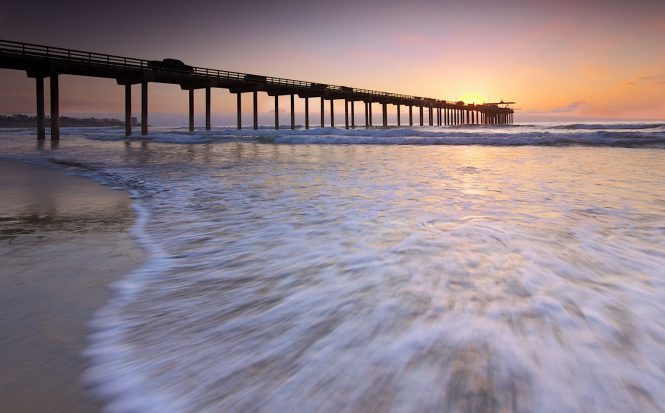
[0,40,515,140]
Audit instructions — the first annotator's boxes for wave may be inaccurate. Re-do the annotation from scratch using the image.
[83,127,665,148]
[549,123,665,130]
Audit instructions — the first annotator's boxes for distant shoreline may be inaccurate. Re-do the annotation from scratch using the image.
[0,114,139,128]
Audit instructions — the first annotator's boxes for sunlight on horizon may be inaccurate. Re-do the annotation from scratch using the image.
[457,93,486,105]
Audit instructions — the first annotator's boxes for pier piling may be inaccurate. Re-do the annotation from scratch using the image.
[50,74,59,140]
[345,100,349,130]
[253,91,258,130]
[206,87,211,131]
[351,101,355,128]
[124,84,131,136]
[290,94,295,130]
[36,77,45,140]
[141,82,148,135]
[189,89,194,132]
[236,93,242,130]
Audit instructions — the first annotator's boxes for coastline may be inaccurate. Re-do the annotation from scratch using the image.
[0,160,145,413]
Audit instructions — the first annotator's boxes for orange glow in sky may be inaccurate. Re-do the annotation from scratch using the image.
[1,0,664,121]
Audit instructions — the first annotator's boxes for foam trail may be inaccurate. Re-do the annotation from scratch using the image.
[1,126,664,413]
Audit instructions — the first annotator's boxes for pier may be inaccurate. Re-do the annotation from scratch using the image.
[0,40,515,140]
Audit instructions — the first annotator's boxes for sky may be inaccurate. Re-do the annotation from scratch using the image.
[1,0,664,123]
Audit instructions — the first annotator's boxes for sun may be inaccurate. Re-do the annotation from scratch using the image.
[457,93,486,104]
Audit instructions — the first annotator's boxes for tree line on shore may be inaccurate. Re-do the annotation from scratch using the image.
[0,114,139,127]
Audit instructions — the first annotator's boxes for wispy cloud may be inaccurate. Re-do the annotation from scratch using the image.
[624,75,665,86]
[549,101,589,113]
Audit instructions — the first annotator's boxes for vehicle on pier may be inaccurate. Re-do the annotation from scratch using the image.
[147,58,194,74]
[244,74,267,83]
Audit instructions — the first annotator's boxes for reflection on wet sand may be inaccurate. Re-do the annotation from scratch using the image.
[0,160,143,413]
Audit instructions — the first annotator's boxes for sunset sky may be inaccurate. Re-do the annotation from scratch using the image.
[1,0,664,123]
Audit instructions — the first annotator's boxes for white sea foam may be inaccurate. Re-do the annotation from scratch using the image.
[76,123,665,147]
[1,126,665,412]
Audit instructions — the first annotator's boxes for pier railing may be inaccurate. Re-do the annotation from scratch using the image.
[0,39,445,104]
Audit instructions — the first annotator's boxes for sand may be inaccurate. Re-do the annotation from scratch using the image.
[0,160,145,413]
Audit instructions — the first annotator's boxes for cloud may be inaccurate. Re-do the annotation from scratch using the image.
[625,74,665,86]
[549,100,589,113]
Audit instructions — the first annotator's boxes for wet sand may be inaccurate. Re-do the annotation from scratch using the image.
[0,160,144,413]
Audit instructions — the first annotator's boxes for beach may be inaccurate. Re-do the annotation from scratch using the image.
[0,160,144,413]
[1,124,664,412]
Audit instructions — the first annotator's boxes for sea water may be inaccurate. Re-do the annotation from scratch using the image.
[1,122,664,413]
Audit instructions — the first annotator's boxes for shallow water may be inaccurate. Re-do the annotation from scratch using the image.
[1,123,665,413]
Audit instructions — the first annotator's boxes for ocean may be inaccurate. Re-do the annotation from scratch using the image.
[1,122,665,413]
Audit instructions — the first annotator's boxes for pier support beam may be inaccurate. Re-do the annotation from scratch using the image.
[188,89,194,132]
[50,75,59,140]
[397,104,401,126]
[364,102,369,128]
[351,101,355,128]
[206,87,211,131]
[428,106,433,126]
[236,93,242,130]
[419,106,423,126]
[253,91,258,130]
[321,97,325,128]
[124,84,131,137]
[330,99,334,128]
[305,97,309,130]
[275,95,279,130]
[290,94,295,130]
[409,105,413,126]
[382,103,387,127]
[345,100,349,130]
[369,102,373,126]
[36,77,46,140]
[141,82,148,135]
